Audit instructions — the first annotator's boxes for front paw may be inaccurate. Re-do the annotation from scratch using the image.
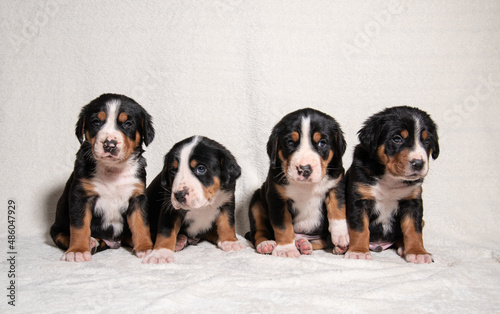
[61,251,91,262]
[256,240,277,254]
[344,251,372,260]
[175,234,188,252]
[272,243,300,258]
[405,253,433,264]
[142,249,175,264]
[295,238,312,255]
[135,249,152,259]
[218,240,244,252]
[329,219,350,250]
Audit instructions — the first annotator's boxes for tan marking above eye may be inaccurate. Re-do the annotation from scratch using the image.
[190,159,198,168]
[97,111,106,122]
[118,112,128,123]
[291,131,299,142]
[422,130,429,140]
[313,132,322,143]
[401,130,409,139]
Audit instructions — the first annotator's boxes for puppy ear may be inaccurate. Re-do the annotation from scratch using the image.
[358,116,382,156]
[75,110,86,144]
[160,167,168,189]
[141,111,155,146]
[160,153,172,189]
[266,128,279,167]
[332,129,347,166]
[220,150,241,188]
[430,130,440,160]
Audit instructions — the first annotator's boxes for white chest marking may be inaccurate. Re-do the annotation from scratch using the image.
[284,176,338,233]
[372,174,421,234]
[92,159,141,237]
[183,190,232,237]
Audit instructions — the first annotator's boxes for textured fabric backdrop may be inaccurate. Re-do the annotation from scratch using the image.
[1,1,499,312]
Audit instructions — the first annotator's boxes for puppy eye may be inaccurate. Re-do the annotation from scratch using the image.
[286,139,295,148]
[122,120,133,129]
[392,135,404,144]
[195,165,207,175]
[91,119,102,127]
[318,139,328,148]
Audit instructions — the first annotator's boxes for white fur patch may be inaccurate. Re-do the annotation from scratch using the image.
[328,218,349,248]
[272,243,300,258]
[372,173,422,235]
[284,176,338,234]
[92,158,142,237]
[287,116,322,183]
[142,248,175,264]
[183,190,233,237]
[93,100,126,161]
[171,137,208,209]
[218,240,244,252]
[408,117,430,176]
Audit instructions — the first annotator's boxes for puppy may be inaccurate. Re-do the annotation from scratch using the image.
[143,136,243,264]
[247,108,349,257]
[50,93,155,262]
[345,106,439,263]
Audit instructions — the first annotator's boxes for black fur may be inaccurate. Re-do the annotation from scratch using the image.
[148,136,241,243]
[247,108,347,250]
[346,106,439,258]
[50,94,155,255]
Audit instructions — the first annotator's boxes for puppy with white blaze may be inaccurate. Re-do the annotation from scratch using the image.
[246,108,349,258]
[50,93,155,262]
[345,106,440,263]
[144,136,243,264]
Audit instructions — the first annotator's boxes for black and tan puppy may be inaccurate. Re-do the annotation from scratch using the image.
[50,94,155,262]
[247,108,349,257]
[345,106,439,263]
[143,136,243,264]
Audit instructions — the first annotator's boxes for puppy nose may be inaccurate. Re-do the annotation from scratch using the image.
[297,165,312,178]
[410,159,424,171]
[174,189,188,203]
[103,139,118,153]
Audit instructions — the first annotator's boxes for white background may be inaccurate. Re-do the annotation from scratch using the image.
[0,1,499,312]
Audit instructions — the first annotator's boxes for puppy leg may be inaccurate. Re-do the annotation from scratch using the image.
[401,217,433,264]
[271,208,300,258]
[326,188,350,254]
[61,205,93,262]
[345,214,372,260]
[250,200,276,254]
[216,211,244,252]
[127,204,153,259]
[143,216,181,264]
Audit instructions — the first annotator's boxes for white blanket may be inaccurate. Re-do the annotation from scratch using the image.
[17,237,500,312]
